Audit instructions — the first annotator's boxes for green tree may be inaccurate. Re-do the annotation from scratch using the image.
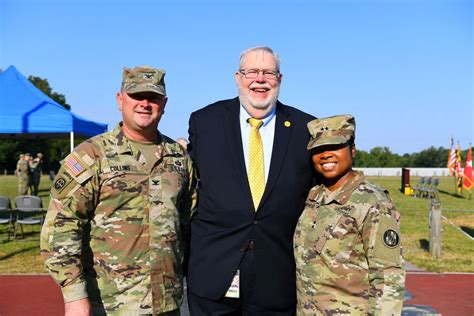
[0,140,20,173]
[413,147,448,167]
[400,153,415,167]
[354,149,374,167]
[368,147,400,167]
[28,76,71,110]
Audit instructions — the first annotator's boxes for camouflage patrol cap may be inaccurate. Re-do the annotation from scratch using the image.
[122,66,166,96]
[307,114,355,150]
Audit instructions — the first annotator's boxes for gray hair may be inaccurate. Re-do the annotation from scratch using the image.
[238,46,281,71]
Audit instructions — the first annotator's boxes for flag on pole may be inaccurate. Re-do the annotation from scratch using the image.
[447,138,456,175]
[463,145,472,191]
[456,142,463,192]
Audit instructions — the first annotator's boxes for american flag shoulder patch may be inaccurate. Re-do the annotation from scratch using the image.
[65,154,86,176]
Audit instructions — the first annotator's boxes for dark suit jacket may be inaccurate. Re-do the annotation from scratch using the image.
[187,97,315,310]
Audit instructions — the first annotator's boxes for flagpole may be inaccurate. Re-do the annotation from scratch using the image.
[454,177,457,195]
[470,142,472,201]
[448,137,457,195]
[456,142,463,196]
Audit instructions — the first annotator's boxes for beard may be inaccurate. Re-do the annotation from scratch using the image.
[238,84,280,112]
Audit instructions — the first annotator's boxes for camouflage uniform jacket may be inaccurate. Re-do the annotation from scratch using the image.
[41,123,196,315]
[294,171,405,315]
[15,158,22,176]
[17,159,29,179]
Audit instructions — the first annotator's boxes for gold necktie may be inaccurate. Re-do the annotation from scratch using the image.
[248,118,264,210]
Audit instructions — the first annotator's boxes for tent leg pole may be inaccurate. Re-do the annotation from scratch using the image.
[70,131,74,153]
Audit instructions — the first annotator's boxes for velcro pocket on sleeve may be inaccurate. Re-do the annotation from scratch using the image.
[51,152,94,199]
[372,215,402,265]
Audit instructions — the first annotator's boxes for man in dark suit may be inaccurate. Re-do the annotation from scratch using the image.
[187,46,315,315]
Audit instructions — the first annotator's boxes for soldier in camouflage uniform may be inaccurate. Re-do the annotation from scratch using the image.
[17,153,31,195]
[30,152,44,196]
[294,114,405,315]
[15,153,24,176]
[41,66,196,316]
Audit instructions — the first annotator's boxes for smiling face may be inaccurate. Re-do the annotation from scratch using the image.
[311,143,356,191]
[235,49,282,118]
[117,90,167,142]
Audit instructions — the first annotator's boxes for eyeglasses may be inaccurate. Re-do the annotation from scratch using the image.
[238,68,280,80]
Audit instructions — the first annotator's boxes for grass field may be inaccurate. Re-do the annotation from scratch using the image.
[0,174,473,274]
[0,175,52,274]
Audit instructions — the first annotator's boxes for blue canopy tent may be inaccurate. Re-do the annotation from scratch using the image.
[0,65,107,151]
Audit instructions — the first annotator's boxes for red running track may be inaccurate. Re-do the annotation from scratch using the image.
[404,272,474,316]
[0,275,64,316]
[0,272,473,315]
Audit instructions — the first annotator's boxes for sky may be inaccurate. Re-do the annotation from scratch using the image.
[1,0,472,154]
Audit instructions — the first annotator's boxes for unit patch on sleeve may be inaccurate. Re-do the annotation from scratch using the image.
[54,177,67,192]
[372,215,402,264]
[383,229,400,248]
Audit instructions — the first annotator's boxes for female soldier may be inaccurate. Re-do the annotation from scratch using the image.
[294,114,405,315]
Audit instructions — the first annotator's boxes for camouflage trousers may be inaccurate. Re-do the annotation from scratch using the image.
[18,175,29,195]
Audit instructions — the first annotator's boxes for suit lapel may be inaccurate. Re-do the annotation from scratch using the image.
[259,103,292,209]
[224,98,254,208]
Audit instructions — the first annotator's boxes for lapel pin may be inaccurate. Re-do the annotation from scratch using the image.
[284,121,291,127]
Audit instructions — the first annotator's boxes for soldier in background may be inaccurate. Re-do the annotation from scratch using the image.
[15,153,25,176]
[17,153,31,195]
[30,152,44,196]
[41,65,196,316]
[294,114,405,315]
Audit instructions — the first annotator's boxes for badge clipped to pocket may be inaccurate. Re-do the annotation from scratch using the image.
[224,269,240,298]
